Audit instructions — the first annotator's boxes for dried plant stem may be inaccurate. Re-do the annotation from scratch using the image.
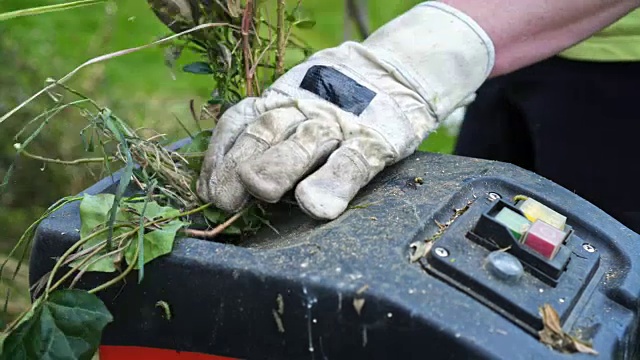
[43,226,121,296]
[242,0,255,96]
[69,247,123,289]
[52,242,109,291]
[275,0,286,76]
[184,208,248,239]
[20,148,206,167]
[20,149,114,165]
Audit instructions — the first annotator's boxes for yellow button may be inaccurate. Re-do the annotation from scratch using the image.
[517,198,566,230]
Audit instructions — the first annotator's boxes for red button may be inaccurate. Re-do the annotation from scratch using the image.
[523,220,567,259]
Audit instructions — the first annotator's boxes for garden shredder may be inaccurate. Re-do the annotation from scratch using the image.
[28,141,640,359]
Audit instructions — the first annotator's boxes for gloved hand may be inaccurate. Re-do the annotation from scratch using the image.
[196,2,495,220]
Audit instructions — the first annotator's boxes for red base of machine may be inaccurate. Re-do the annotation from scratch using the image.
[99,346,239,360]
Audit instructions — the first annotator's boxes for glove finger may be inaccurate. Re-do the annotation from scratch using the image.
[197,97,258,202]
[294,135,395,220]
[237,115,343,203]
[207,107,307,212]
[196,93,294,204]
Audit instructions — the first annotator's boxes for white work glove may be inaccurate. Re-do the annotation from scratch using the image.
[196,2,495,220]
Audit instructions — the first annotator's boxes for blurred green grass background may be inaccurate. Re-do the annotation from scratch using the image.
[0,0,456,316]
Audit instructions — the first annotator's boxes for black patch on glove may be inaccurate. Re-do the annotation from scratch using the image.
[300,65,376,116]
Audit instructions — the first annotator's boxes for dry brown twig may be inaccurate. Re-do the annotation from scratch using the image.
[183,208,248,239]
[242,0,255,96]
[275,0,286,76]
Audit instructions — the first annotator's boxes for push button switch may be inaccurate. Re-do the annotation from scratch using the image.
[485,251,524,283]
[522,220,568,259]
[517,198,567,230]
[470,197,574,285]
[494,207,531,241]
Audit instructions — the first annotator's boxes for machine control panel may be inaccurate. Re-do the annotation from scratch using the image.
[422,195,601,334]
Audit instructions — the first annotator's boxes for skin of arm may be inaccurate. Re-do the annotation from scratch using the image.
[439,0,640,77]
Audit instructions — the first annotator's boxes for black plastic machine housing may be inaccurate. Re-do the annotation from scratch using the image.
[29,147,640,360]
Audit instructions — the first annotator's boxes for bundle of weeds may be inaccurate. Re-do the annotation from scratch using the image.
[98,107,201,210]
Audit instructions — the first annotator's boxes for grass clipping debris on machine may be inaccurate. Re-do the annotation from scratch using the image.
[0,0,315,358]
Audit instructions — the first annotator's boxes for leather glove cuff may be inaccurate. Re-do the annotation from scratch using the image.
[362,1,495,121]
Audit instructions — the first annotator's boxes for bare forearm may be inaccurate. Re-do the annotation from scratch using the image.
[439,0,640,77]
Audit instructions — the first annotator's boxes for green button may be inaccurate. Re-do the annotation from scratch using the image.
[495,208,532,241]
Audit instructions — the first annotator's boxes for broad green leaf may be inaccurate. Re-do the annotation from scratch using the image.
[0,297,41,355]
[71,255,118,273]
[79,194,116,239]
[124,220,185,269]
[1,290,112,360]
[125,201,180,221]
[183,62,214,75]
[287,8,316,29]
[76,194,127,273]
[76,196,183,273]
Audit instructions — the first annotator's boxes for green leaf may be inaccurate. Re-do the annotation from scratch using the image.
[76,196,183,274]
[80,126,95,153]
[286,7,316,29]
[203,209,243,234]
[203,208,226,224]
[72,255,119,274]
[223,225,242,235]
[79,194,115,239]
[124,220,185,269]
[207,97,224,105]
[125,201,180,221]
[76,194,127,273]
[1,290,112,360]
[136,181,158,284]
[183,62,214,75]
[294,19,316,29]
[102,111,135,250]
